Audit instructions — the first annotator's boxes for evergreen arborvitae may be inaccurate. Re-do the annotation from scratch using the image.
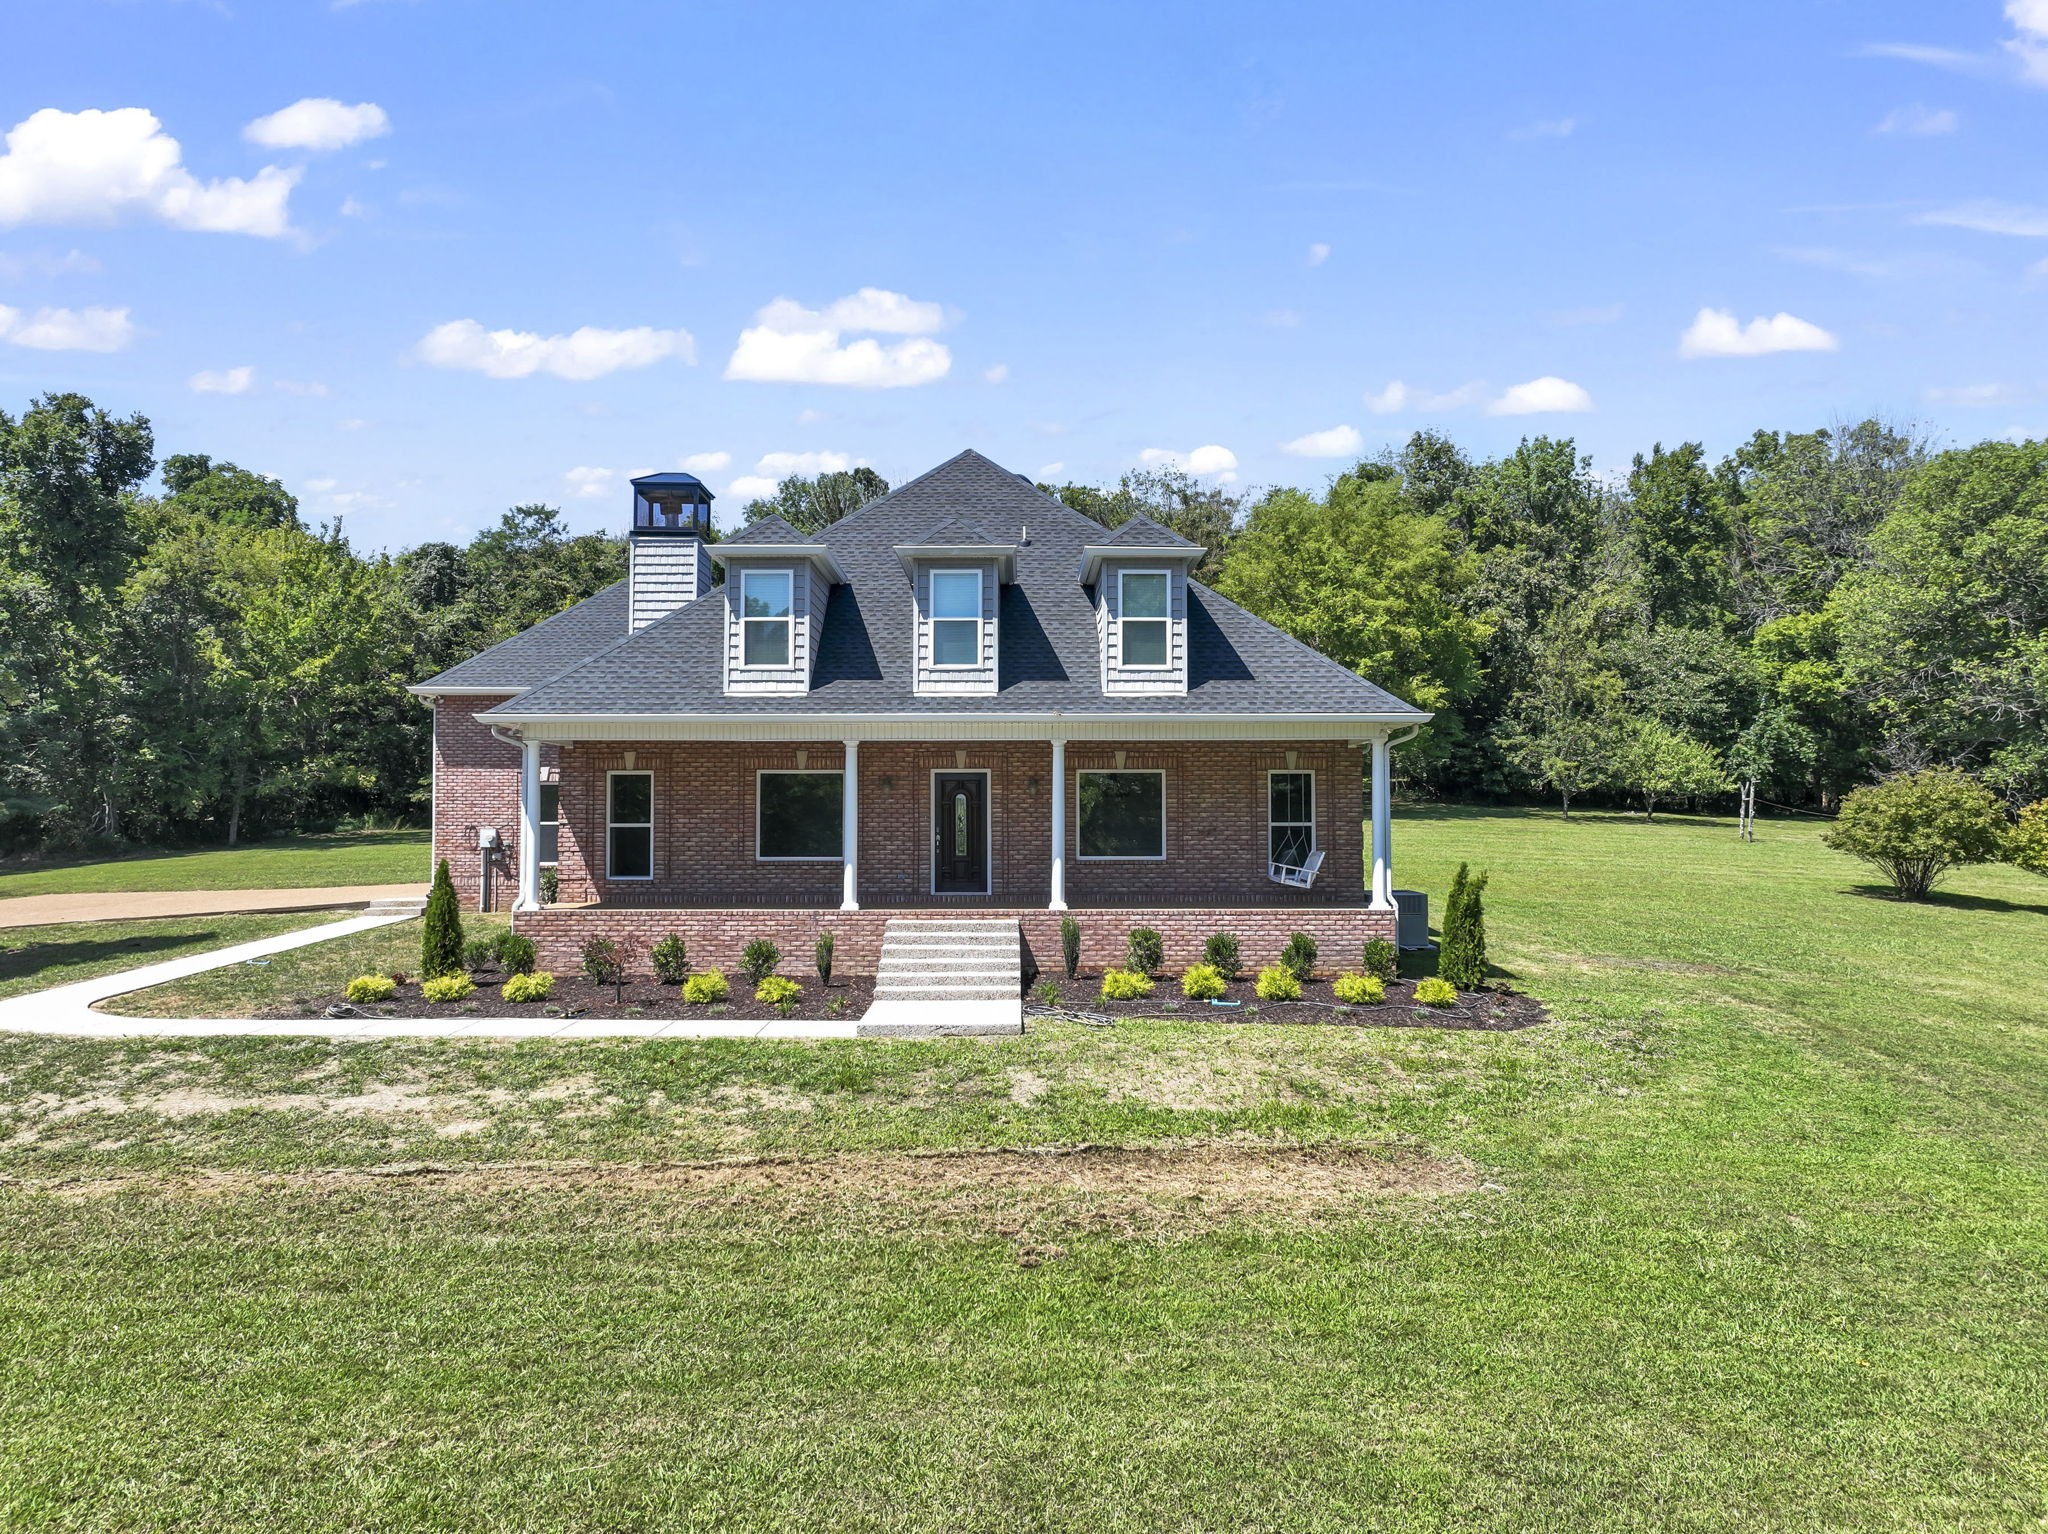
[1440,866,1491,990]
[1437,862,1470,987]
[421,858,465,980]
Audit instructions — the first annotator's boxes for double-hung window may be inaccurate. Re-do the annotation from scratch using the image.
[1118,570,1170,668]
[756,771,844,860]
[1268,771,1315,869]
[1077,769,1166,859]
[539,782,560,867]
[740,569,793,668]
[607,771,653,881]
[929,569,981,668]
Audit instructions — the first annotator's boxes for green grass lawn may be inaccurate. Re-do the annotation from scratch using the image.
[0,828,429,898]
[3,808,2046,1531]
[0,911,338,1002]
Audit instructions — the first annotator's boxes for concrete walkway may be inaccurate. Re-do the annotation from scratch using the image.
[0,883,430,930]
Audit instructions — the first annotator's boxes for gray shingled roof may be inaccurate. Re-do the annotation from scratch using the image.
[1100,512,1198,548]
[905,516,1003,547]
[474,449,1424,720]
[721,512,808,546]
[413,579,630,692]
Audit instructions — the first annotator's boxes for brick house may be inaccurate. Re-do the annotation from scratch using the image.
[411,450,1428,993]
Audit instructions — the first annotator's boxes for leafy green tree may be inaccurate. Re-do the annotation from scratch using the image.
[161,453,300,530]
[2006,800,2048,878]
[1822,768,2009,900]
[743,468,891,535]
[1044,466,1239,581]
[421,859,465,979]
[1501,595,1627,818]
[1612,717,1734,820]
[1625,442,1731,626]
[1439,866,1489,989]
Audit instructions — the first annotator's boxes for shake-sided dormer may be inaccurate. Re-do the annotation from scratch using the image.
[1080,514,1203,696]
[893,520,1017,696]
[626,472,715,633]
[708,514,844,696]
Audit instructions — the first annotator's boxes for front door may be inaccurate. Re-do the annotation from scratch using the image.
[933,772,989,894]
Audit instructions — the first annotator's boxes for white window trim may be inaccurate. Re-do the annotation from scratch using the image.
[928,567,983,670]
[1075,767,1167,861]
[928,767,993,896]
[1267,769,1315,866]
[538,780,560,870]
[738,568,795,670]
[1117,568,1173,671]
[755,768,845,862]
[605,769,654,882]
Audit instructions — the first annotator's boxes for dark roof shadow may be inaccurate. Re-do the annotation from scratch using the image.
[811,586,884,684]
[1186,594,1255,685]
[998,585,1067,689]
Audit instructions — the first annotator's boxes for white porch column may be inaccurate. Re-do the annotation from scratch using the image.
[515,737,541,911]
[1369,731,1394,910]
[839,738,860,911]
[1048,737,1068,910]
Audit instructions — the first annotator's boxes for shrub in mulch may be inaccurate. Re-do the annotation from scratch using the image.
[1031,971,1544,1032]
[270,972,876,1023]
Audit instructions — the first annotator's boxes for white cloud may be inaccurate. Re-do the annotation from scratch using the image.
[413,318,695,380]
[1364,379,1486,414]
[189,365,254,394]
[2007,0,2048,84]
[1036,461,1065,480]
[0,107,298,238]
[725,287,952,388]
[1306,242,1331,266]
[1510,116,1577,139]
[1856,42,1997,75]
[273,377,329,396]
[339,196,368,218]
[0,246,99,278]
[756,450,853,477]
[1875,103,1958,134]
[1916,200,2048,236]
[244,99,391,152]
[563,466,615,499]
[304,477,338,492]
[983,363,1009,384]
[1280,424,1364,458]
[1678,307,1839,357]
[679,451,730,473]
[0,303,133,351]
[1924,382,2012,407]
[1138,444,1238,483]
[1487,376,1594,415]
[726,475,778,501]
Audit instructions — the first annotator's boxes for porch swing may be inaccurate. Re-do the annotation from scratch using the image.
[1267,848,1325,889]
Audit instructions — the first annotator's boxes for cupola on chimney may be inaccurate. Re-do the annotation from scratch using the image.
[627,471,714,632]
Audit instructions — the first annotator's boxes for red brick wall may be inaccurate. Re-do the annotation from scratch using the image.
[430,695,558,912]
[546,738,1368,911]
[513,904,1397,980]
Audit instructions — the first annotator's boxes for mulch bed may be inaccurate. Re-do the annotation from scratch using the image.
[262,972,875,1023]
[1029,972,1546,1032]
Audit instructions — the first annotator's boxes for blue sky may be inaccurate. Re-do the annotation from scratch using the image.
[2,0,2044,550]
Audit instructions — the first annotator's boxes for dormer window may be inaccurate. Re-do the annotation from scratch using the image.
[929,569,983,668]
[1118,570,1171,668]
[740,569,793,667]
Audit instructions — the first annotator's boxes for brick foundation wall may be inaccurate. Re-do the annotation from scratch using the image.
[430,695,558,912]
[513,904,1397,979]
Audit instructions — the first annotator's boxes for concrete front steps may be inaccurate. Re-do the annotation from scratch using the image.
[856,917,1023,1036]
[363,896,427,919]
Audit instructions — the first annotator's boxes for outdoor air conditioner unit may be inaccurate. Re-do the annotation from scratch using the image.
[1393,888,1431,950]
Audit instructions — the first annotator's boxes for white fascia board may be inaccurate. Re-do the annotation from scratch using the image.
[484,709,1433,745]
[1079,544,1201,586]
[408,684,532,698]
[894,544,1018,583]
[706,544,846,583]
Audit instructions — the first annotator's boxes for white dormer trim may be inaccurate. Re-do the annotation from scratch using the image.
[721,561,831,696]
[895,540,1017,582]
[1094,557,1189,696]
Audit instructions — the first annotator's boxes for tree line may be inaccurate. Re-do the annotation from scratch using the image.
[4,388,2044,852]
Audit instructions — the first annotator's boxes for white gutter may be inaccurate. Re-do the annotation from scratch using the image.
[409,684,532,698]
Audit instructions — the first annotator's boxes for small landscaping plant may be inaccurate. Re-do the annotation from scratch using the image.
[462,937,497,973]
[1124,927,1164,975]
[1333,972,1385,1005]
[1439,865,1491,990]
[756,975,802,1010]
[1255,964,1301,1001]
[1180,962,1227,1001]
[650,933,690,986]
[740,938,782,986]
[1279,931,1318,982]
[538,867,559,905]
[420,858,465,980]
[1202,932,1242,979]
[495,934,537,976]
[1822,767,2009,900]
[1414,976,1457,1007]
[682,969,730,1004]
[1099,968,1155,1002]
[1033,980,1059,1007]
[344,974,396,1004]
[1060,914,1081,979]
[580,936,629,1002]
[422,973,474,1004]
[1362,936,1398,982]
[815,931,834,985]
[501,971,554,1003]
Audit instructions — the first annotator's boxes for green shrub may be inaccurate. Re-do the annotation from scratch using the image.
[344,974,396,1004]
[755,975,802,1008]
[1202,932,1242,979]
[1180,962,1227,1000]
[580,936,629,1000]
[538,867,559,905]
[1333,972,1385,1004]
[1060,914,1081,979]
[682,969,730,1004]
[2013,799,2048,877]
[420,858,464,980]
[501,970,554,1003]
[650,933,690,986]
[1439,867,1490,990]
[1099,968,1155,1002]
[1125,926,1164,975]
[1362,936,1398,982]
[462,937,497,972]
[496,934,536,976]
[740,938,781,985]
[1255,964,1301,1001]
[422,973,474,1004]
[1823,767,2011,899]
[815,931,835,985]
[1279,931,1317,982]
[1414,976,1457,1007]
[1033,980,1059,1007]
